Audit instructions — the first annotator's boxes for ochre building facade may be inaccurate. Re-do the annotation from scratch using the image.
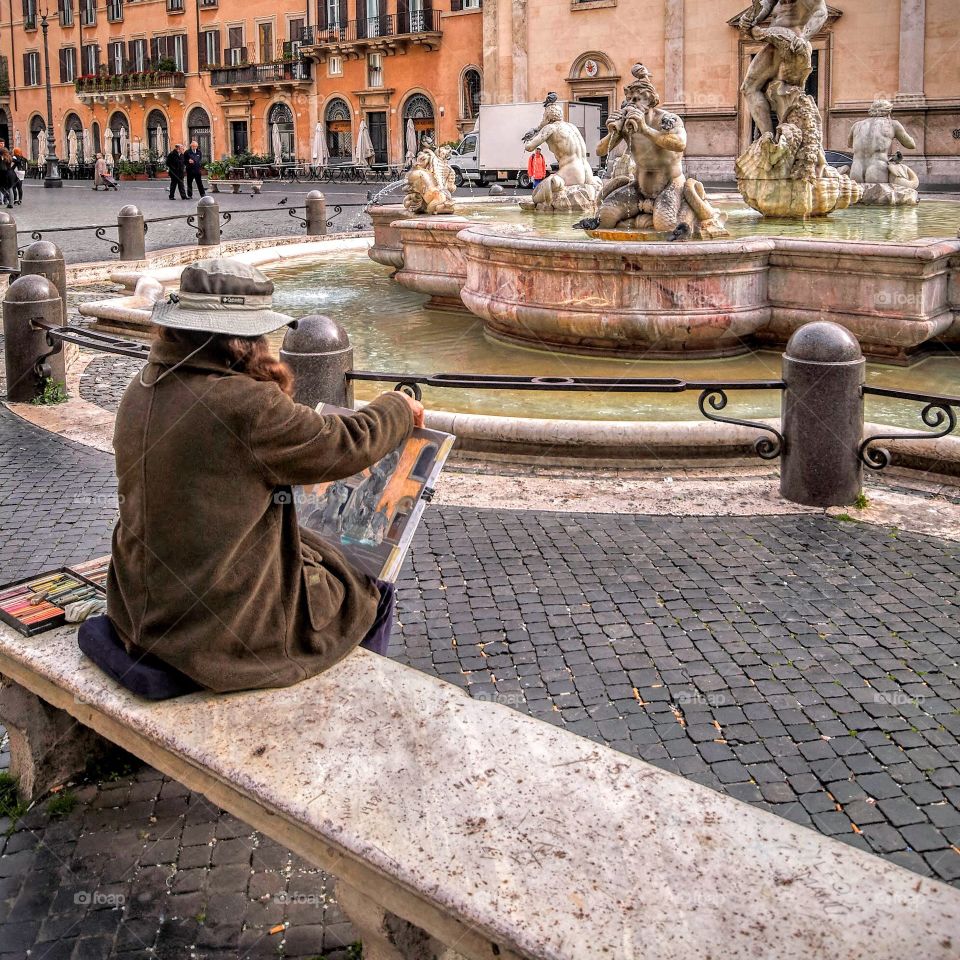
[0,0,956,181]
[0,0,481,165]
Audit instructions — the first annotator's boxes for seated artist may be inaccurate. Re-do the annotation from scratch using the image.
[79,257,423,697]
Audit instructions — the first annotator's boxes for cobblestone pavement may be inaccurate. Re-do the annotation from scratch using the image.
[12,180,380,265]
[1,407,960,957]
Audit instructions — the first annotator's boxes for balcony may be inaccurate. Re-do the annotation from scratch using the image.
[209,60,312,92]
[74,69,187,103]
[300,9,441,57]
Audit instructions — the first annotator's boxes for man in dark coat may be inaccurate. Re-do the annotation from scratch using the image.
[184,139,206,198]
[166,143,187,200]
[106,258,420,693]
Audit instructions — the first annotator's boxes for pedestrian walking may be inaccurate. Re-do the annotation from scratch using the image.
[528,147,547,189]
[93,152,118,191]
[10,148,26,205]
[166,143,187,200]
[0,149,15,208]
[184,140,206,198]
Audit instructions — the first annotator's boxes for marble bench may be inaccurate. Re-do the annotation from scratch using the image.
[1,622,959,959]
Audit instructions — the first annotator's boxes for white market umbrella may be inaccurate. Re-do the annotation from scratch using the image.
[405,117,416,162]
[104,128,114,159]
[311,122,327,167]
[157,127,167,158]
[272,123,283,165]
[36,128,45,162]
[67,129,78,168]
[356,119,374,166]
[118,126,128,160]
[14,129,21,149]
[82,128,91,163]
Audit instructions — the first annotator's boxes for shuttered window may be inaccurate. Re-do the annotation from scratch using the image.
[58,47,77,82]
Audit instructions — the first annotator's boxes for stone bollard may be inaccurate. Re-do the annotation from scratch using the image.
[117,204,146,261]
[780,321,865,507]
[196,195,221,246]
[2,274,65,402]
[305,190,328,237]
[19,240,67,327]
[280,314,353,409]
[0,210,19,273]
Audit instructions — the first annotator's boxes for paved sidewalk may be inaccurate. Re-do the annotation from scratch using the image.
[1,405,960,958]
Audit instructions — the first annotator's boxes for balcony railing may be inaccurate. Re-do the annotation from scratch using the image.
[75,70,187,95]
[209,60,311,87]
[301,10,441,45]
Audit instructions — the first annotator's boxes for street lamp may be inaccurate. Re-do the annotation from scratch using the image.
[39,12,62,187]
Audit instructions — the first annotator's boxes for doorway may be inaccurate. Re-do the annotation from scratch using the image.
[231,121,249,155]
[367,111,387,164]
[576,95,609,132]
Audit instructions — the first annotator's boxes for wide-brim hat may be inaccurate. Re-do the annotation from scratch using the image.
[150,257,294,336]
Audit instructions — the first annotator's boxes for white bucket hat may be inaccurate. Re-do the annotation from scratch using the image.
[150,258,294,336]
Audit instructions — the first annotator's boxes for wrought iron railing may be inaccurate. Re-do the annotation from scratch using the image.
[348,372,788,459]
[210,60,311,86]
[301,10,440,45]
[75,71,187,94]
[859,386,960,470]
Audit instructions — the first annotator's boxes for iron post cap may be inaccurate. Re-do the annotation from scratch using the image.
[280,313,350,354]
[785,321,863,363]
[4,273,56,302]
[22,240,62,262]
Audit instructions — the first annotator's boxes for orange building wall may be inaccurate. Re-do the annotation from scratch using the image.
[0,0,482,164]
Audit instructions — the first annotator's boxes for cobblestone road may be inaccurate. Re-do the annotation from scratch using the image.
[1,406,960,958]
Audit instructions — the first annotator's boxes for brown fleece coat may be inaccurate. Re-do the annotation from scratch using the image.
[106,338,414,693]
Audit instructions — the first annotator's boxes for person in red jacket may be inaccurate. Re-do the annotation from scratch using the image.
[527,147,548,188]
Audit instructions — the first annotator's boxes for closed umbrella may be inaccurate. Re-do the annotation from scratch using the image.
[82,128,91,164]
[36,128,45,162]
[13,129,21,149]
[272,123,283,165]
[118,126,128,160]
[405,117,417,162]
[67,129,78,168]
[312,122,327,167]
[157,126,167,159]
[356,119,375,166]
[104,128,114,162]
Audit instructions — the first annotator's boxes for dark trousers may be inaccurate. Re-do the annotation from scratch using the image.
[186,169,205,197]
[168,172,187,199]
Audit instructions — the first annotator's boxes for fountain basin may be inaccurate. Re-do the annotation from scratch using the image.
[393,216,471,309]
[372,208,960,363]
[459,227,774,358]
[368,205,415,270]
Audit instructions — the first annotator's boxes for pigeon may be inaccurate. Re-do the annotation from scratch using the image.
[278,197,288,205]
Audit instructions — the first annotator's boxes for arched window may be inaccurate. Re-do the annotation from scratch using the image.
[324,97,351,161]
[267,102,295,161]
[402,93,434,156]
[64,112,84,166]
[146,109,168,158]
[460,69,481,121]
[30,115,46,162]
[108,111,129,161]
[187,106,211,160]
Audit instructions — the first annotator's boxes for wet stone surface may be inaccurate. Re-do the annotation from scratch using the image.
[0,409,959,957]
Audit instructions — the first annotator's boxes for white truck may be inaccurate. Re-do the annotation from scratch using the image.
[449,101,603,188]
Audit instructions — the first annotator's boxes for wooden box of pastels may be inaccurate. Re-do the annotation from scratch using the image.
[0,557,109,636]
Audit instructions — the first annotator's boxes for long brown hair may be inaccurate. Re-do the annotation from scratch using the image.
[157,327,294,397]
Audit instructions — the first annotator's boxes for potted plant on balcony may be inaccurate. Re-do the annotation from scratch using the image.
[157,57,177,73]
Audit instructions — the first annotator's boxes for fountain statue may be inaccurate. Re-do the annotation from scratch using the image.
[404,137,456,215]
[519,93,602,213]
[846,99,920,206]
[735,0,862,217]
[574,65,728,240]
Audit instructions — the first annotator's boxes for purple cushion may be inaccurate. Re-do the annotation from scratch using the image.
[78,616,201,700]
